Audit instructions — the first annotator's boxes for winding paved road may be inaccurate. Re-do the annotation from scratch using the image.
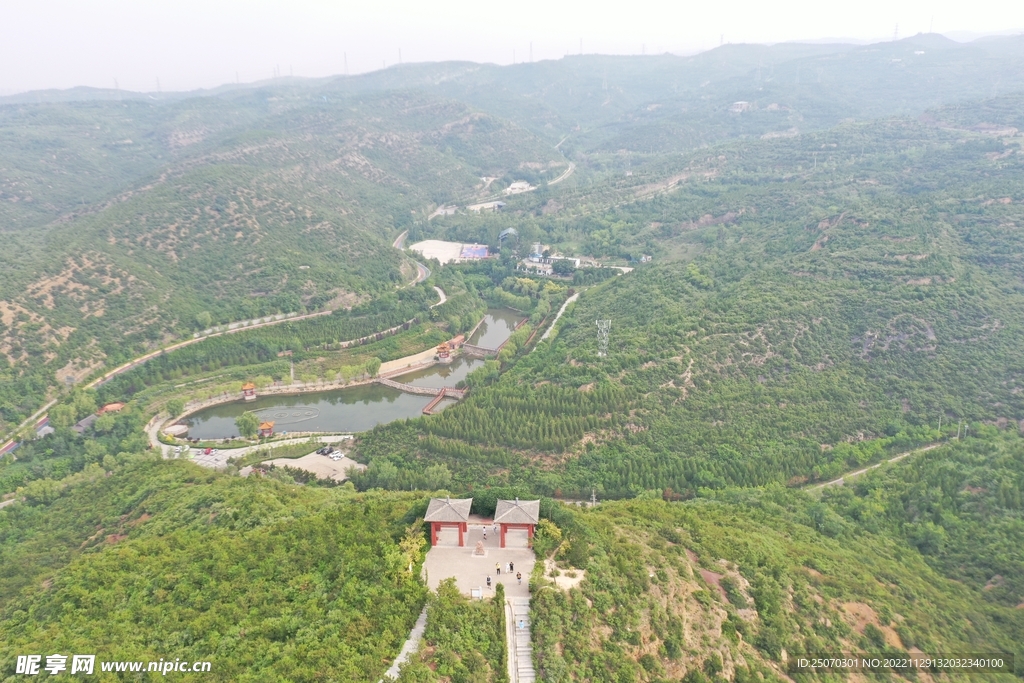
[548,162,576,186]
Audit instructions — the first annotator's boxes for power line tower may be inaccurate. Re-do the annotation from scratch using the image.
[596,320,611,357]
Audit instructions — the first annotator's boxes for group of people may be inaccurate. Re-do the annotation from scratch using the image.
[485,564,523,588]
[482,524,523,589]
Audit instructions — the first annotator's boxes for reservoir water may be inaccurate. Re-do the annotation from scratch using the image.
[400,356,485,389]
[182,309,524,439]
[183,384,432,439]
[468,308,523,349]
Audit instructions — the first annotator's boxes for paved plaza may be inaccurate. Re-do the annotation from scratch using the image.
[423,519,535,600]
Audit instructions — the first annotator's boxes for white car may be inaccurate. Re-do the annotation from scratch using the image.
[330,454,343,461]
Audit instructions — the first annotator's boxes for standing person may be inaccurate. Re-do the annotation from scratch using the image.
[496,562,501,575]
[518,619,524,630]
[517,571,522,585]
[510,561,514,573]
[483,527,487,540]
[487,575,492,589]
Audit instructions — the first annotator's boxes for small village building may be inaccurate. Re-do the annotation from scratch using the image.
[436,341,452,362]
[98,402,125,415]
[494,498,540,548]
[242,382,257,401]
[424,497,473,547]
[258,421,275,438]
[71,414,98,435]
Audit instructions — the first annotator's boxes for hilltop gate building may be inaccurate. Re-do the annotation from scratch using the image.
[494,498,540,548]
[423,497,541,548]
[425,497,472,546]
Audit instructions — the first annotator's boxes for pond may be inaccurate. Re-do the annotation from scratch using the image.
[182,308,524,439]
[183,384,436,440]
[398,356,486,389]
[468,308,524,349]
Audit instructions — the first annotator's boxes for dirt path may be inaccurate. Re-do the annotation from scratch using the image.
[4,228,432,451]
[394,229,431,286]
[539,292,579,342]
[805,443,942,492]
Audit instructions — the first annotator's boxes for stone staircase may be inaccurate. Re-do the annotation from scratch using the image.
[510,597,536,683]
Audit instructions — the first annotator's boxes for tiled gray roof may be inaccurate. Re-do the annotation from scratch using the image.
[72,414,97,435]
[494,498,540,525]
[424,497,473,523]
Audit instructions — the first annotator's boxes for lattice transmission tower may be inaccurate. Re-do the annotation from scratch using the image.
[596,320,611,357]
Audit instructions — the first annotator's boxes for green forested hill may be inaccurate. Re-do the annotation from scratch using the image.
[325,34,1024,155]
[0,88,563,433]
[6,36,1024,436]
[3,41,1024,681]
[358,110,1024,498]
[0,459,429,682]
[530,466,1023,683]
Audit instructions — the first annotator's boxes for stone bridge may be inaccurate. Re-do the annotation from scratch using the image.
[462,344,495,358]
[463,318,530,358]
[376,377,467,400]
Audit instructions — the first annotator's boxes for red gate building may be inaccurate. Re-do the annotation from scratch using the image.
[425,497,473,546]
[494,498,540,548]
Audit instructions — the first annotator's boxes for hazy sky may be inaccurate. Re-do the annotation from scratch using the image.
[2,0,1023,94]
